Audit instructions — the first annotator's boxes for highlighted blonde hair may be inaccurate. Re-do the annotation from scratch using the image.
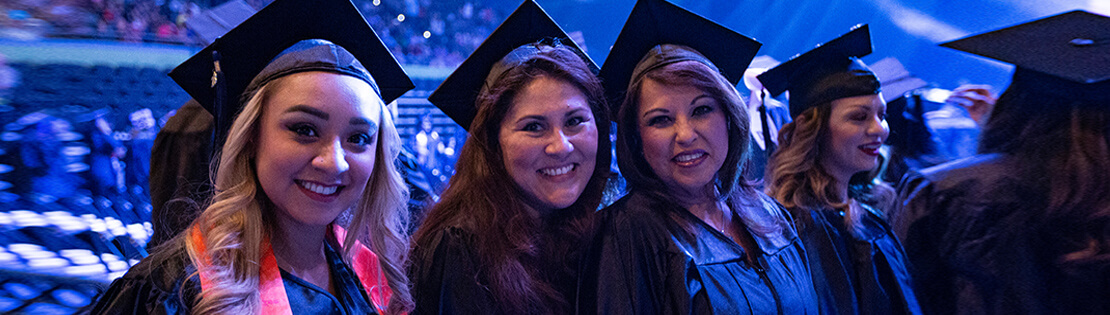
[765,104,893,237]
[185,73,413,314]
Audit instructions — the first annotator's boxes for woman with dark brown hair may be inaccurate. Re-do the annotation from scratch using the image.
[409,1,611,314]
[894,11,1110,314]
[759,25,921,315]
[581,0,818,313]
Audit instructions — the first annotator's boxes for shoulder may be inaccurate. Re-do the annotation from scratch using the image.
[912,153,1011,190]
[89,249,197,314]
[598,192,671,236]
[595,192,679,253]
[411,226,478,271]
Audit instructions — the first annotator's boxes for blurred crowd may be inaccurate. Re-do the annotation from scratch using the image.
[0,0,506,68]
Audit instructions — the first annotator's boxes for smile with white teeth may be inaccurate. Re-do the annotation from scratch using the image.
[674,152,705,162]
[297,180,340,195]
[539,164,575,176]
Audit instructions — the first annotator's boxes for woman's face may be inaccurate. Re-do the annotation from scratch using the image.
[255,71,383,228]
[637,78,729,200]
[499,76,598,213]
[821,94,889,181]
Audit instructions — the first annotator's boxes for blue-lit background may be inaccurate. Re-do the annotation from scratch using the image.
[0,0,1106,313]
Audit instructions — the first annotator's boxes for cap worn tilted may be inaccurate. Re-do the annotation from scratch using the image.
[598,0,762,109]
[940,10,1110,101]
[758,24,881,118]
[169,0,412,144]
[427,0,595,131]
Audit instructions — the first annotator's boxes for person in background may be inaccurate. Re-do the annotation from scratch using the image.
[759,25,921,315]
[125,107,155,200]
[410,1,612,313]
[741,56,791,186]
[894,11,1110,314]
[583,0,818,313]
[87,0,415,313]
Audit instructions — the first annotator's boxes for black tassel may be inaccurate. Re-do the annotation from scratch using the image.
[211,50,227,151]
[758,90,776,157]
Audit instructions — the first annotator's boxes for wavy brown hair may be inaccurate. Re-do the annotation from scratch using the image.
[178,73,413,314]
[978,86,1110,268]
[615,60,784,237]
[411,44,611,314]
[765,102,894,235]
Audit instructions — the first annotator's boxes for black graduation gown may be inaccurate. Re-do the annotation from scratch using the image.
[409,226,582,314]
[790,205,921,315]
[86,239,379,315]
[893,153,1110,315]
[582,191,819,315]
[409,227,497,314]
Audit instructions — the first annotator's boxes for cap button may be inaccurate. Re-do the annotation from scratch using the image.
[1069,38,1095,47]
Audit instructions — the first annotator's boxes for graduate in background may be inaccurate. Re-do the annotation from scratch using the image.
[894,11,1110,314]
[582,0,818,313]
[88,0,415,313]
[759,25,921,315]
[409,1,612,313]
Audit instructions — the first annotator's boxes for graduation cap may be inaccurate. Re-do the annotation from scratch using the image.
[871,57,928,103]
[427,0,595,130]
[598,0,762,108]
[758,24,880,118]
[940,10,1110,101]
[169,0,412,146]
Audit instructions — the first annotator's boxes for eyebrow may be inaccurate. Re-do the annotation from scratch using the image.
[565,108,588,117]
[641,94,713,118]
[349,117,378,130]
[285,105,329,120]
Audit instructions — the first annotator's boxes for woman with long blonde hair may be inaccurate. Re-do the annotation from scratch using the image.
[760,25,921,314]
[88,0,413,313]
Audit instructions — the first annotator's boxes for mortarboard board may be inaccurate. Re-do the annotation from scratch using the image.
[598,0,762,109]
[758,24,880,118]
[871,57,928,103]
[427,0,596,130]
[940,10,1110,101]
[169,0,412,146]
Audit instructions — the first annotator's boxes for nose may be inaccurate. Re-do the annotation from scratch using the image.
[869,115,890,140]
[313,138,350,174]
[675,117,698,146]
[546,129,575,158]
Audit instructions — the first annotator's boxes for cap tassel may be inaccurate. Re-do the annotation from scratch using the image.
[212,50,227,150]
[758,90,776,157]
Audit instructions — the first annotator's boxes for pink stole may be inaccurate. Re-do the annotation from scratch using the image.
[190,225,393,314]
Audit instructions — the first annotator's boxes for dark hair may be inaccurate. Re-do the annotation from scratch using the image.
[615,60,782,236]
[411,44,611,314]
[978,88,1110,267]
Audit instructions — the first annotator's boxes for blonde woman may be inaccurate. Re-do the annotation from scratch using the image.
[760,25,921,314]
[87,0,413,313]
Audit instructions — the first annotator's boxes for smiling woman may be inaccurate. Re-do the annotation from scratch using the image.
[498,76,598,213]
[409,1,612,314]
[85,0,416,314]
[761,25,922,315]
[580,0,819,313]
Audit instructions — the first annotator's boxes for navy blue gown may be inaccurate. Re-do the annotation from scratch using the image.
[87,239,378,315]
[582,191,819,314]
[790,204,921,315]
